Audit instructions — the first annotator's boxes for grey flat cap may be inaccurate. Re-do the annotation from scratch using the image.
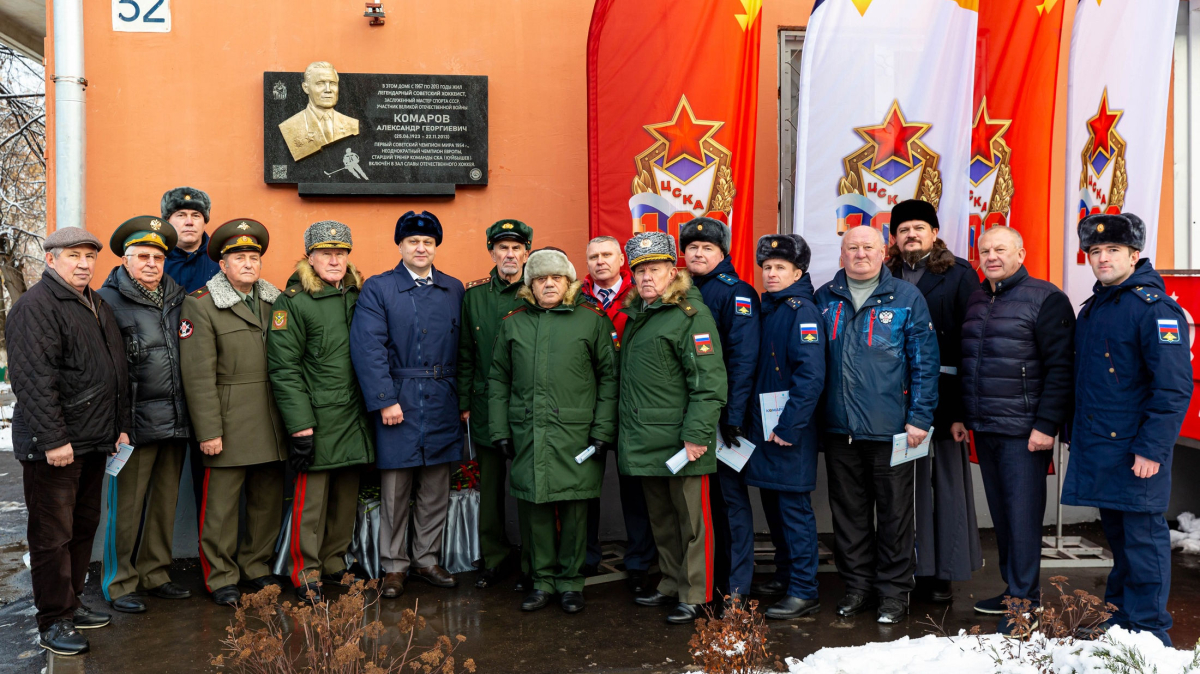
[43,227,102,252]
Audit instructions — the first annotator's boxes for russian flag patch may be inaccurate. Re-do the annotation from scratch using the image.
[800,323,819,343]
[1158,319,1181,343]
[735,296,753,316]
[693,333,714,355]
[611,331,621,351]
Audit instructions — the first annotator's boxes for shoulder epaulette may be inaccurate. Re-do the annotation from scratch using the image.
[466,277,491,290]
[716,273,738,286]
[284,286,302,297]
[581,303,605,317]
[677,302,699,317]
[1130,286,1162,304]
[189,288,210,299]
[502,306,528,319]
[786,297,804,310]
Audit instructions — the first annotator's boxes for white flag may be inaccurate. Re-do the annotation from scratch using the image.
[792,0,977,287]
[1062,0,1175,305]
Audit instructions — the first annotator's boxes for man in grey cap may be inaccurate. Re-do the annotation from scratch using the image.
[8,227,131,655]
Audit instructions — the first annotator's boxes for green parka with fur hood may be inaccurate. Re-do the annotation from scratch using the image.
[488,281,619,503]
[267,260,375,470]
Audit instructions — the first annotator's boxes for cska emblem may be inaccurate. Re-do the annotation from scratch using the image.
[835,100,942,247]
[1076,88,1127,264]
[966,97,1014,270]
[629,95,736,241]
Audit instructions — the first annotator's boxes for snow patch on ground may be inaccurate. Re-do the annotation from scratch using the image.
[1172,511,1200,554]
[786,627,1197,674]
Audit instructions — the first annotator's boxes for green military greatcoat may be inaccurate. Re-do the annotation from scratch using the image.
[180,273,288,468]
[617,271,727,477]
[458,267,526,443]
[267,260,375,470]
[488,283,620,503]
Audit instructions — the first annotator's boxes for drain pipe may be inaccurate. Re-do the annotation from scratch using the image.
[51,0,86,232]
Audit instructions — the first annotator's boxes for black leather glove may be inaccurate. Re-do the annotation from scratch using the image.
[589,438,612,455]
[720,425,743,448]
[494,438,516,460]
[289,434,315,473]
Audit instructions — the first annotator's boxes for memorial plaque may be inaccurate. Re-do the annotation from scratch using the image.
[263,64,488,197]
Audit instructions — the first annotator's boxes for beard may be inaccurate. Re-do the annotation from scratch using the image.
[901,246,930,267]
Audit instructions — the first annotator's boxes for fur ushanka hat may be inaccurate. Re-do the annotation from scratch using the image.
[524,247,577,285]
[1078,212,1146,252]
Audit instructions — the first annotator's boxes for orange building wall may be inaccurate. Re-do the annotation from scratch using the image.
[45,0,1175,290]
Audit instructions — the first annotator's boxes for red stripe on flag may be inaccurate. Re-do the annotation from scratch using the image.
[198,467,213,592]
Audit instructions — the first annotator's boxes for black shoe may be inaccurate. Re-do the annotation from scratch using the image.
[877,597,907,624]
[560,591,585,614]
[212,584,241,607]
[321,572,352,587]
[666,602,701,624]
[913,576,953,603]
[475,563,512,589]
[836,592,873,617]
[149,581,192,600]
[242,576,284,592]
[765,596,821,620]
[625,569,649,594]
[751,579,786,596]
[39,620,88,656]
[295,583,323,605]
[73,604,112,629]
[513,574,533,592]
[973,593,1008,615]
[520,590,553,612]
[634,590,675,607]
[109,593,147,614]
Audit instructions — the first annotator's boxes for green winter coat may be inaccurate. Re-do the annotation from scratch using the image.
[488,282,620,503]
[617,271,727,477]
[458,267,526,446]
[267,260,375,471]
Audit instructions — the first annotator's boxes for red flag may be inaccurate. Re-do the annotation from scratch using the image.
[588,0,762,279]
[967,1,1066,280]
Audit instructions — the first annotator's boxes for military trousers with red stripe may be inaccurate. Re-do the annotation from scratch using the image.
[288,467,361,587]
[197,462,285,591]
[641,475,713,605]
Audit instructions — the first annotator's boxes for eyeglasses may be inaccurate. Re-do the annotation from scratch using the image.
[128,253,166,263]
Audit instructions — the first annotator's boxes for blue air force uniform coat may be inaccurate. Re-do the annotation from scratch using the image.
[692,258,761,428]
[744,274,826,493]
[1063,259,1191,513]
[350,264,465,469]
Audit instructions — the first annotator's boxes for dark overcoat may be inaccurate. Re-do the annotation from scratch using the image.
[350,263,465,470]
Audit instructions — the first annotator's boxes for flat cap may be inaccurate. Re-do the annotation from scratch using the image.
[625,231,677,268]
[208,218,270,261]
[395,211,443,246]
[486,219,533,250]
[44,227,102,252]
[756,234,811,272]
[109,216,178,256]
[889,199,939,236]
[1078,212,1146,252]
[678,217,731,256]
[161,186,211,223]
[304,220,353,254]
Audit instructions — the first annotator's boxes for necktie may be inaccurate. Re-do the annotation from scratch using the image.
[415,277,430,286]
[598,288,613,309]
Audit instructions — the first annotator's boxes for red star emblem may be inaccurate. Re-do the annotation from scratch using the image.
[1086,88,1123,161]
[645,96,723,168]
[970,98,1011,168]
[855,101,930,169]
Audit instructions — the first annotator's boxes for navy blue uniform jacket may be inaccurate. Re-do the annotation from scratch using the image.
[1062,260,1192,513]
[816,267,939,441]
[744,275,825,493]
[693,258,760,429]
[164,233,222,294]
[350,263,465,470]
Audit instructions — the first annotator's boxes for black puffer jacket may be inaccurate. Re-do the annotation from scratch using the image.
[8,270,131,461]
[97,266,190,444]
[961,265,1075,437]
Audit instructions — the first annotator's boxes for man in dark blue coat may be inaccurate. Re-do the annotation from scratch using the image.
[1063,212,1191,646]
[815,225,939,624]
[726,234,824,620]
[350,211,465,599]
[679,216,760,602]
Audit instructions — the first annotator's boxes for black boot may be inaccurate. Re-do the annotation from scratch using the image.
[765,596,820,620]
[560,591,585,614]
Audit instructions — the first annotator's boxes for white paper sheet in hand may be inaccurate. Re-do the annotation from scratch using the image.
[716,437,756,473]
[106,443,135,476]
[890,427,933,467]
[575,445,596,464]
[759,391,790,439]
[666,448,690,474]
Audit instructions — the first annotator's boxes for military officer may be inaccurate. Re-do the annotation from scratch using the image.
[678,216,760,600]
[457,219,533,589]
[619,231,728,624]
[180,219,289,607]
[267,221,375,604]
[98,217,192,614]
[488,248,619,614]
[1063,213,1192,646]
